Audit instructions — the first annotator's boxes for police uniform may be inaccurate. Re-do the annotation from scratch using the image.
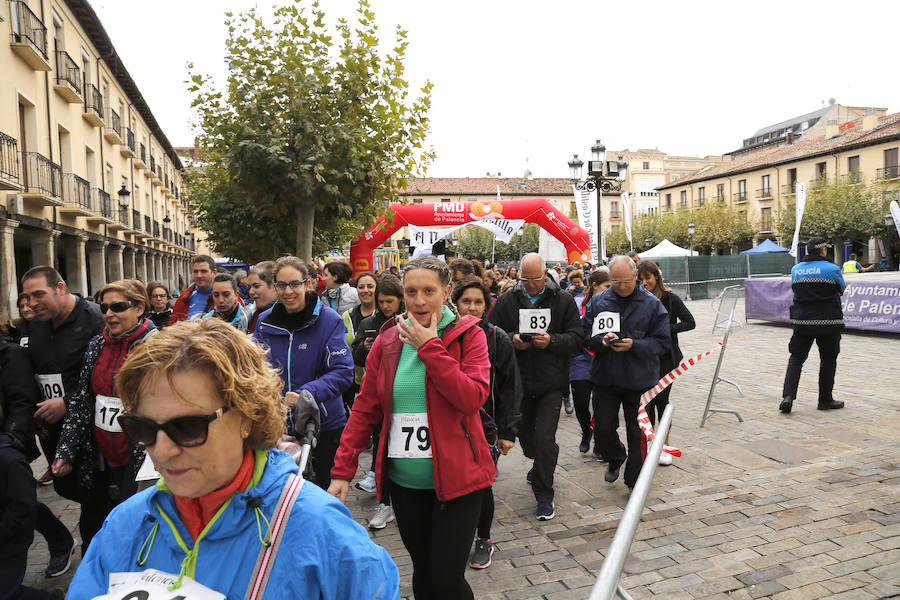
[780,237,845,413]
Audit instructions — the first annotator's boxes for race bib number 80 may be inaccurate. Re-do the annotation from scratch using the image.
[91,569,225,600]
[36,373,64,401]
[518,308,551,334]
[591,311,621,337]
[388,413,431,458]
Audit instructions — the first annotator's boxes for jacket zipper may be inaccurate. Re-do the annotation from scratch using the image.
[460,420,478,463]
[426,386,445,501]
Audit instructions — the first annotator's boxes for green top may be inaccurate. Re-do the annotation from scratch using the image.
[388,305,455,490]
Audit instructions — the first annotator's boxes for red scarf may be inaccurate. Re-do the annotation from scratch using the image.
[173,447,255,541]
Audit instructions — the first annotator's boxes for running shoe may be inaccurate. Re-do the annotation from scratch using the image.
[563,395,574,415]
[658,452,673,466]
[369,503,395,530]
[469,538,494,569]
[355,471,376,493]
[536,502,555,521]
[38,468,53,486]
[45,538,78,578]
[526,468,533,485]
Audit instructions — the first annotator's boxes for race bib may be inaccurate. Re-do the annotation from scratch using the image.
[518,308,552,333]
[591,311,621,337]
[35,373,65,401]
[91,568,226,600]
[388,412,431,459]
[95,395,124,433]
[19,336,28,348]
[135,454,160,482]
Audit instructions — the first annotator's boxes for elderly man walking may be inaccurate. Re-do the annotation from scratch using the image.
[582,255,670,491]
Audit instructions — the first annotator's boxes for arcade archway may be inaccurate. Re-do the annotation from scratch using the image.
[350,198,592,274]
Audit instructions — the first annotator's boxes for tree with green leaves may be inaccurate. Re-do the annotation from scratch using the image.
[186,0,433,262]
[777,178,890,249]
[456,223,539,262]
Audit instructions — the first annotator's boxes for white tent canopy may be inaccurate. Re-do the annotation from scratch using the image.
[638,239,697,257]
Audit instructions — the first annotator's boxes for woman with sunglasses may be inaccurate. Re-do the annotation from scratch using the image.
[145,282,172,330]
[66,318,398,599]
[254,256,354,490]
[51,279,157,553]
[330,256,494,600]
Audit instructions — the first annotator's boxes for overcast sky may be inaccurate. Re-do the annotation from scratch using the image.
[92,0,898,178]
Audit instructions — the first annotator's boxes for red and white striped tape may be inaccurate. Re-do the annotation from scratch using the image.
[637,342,725,458]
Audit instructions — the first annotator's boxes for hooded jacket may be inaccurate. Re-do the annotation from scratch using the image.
[66,449,399,599]
[487,276,585,395]
[320,283,360,316]
[332,315,495,502]
[582,285,671,391]
[254,299,354,434]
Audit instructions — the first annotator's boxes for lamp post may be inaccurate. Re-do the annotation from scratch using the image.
[568,139,628,264]
[117,184,130,225]
[517,228,524,263]
[686,222,696,301]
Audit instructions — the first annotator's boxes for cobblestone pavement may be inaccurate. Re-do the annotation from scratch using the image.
[26,297,900,599]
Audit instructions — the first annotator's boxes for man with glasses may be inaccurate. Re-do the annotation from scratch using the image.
[582,256,670,492]
[20,266,103,571]
[489,253,583,521]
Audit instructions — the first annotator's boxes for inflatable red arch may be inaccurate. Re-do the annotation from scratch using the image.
[350,198,592,275]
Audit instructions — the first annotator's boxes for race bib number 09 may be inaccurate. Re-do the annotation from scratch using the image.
[518,308,551,334]
[36,373,64,401]
[592,311,621,337]
[91,568,225,600]
[95,395,124,433]
[388,412,431,458]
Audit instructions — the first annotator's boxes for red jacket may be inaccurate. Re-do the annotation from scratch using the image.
[332,314,495,502]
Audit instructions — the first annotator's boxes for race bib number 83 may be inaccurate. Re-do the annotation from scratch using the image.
[518,308,551,334]
[388,413,431,458]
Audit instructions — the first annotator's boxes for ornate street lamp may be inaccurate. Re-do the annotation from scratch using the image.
[688,222,696,254]
[117,185,130,227]
[569,140,628,194]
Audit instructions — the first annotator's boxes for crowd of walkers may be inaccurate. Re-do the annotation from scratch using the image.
[1,249,694,600]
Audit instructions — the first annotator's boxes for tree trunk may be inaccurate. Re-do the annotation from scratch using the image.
[295,203,315,263]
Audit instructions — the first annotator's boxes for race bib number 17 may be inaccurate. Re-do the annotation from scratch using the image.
[591,311,621,337]
[35,373,64,401]
[95,395,124,433]
[518,308,551,333]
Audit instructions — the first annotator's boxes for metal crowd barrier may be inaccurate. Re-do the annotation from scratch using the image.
[589,404,674,600]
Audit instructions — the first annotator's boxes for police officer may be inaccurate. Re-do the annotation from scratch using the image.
[780,237,846,413]
[488,253,583,521]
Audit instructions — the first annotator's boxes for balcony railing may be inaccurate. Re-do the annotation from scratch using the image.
[107,108,122,138]
[840,172,863,184]
[10,1,48,61]
[24,152,62,198]
[132,209,141,231]
[153,221,161,238]
[139,144,146,164]
[809,176,827,189]
[150,156,156,174]
[54,50,82,97]
[62,173,91,210]
[608,210,622,219]
[878,165,900,180]
[781,183,797,196]
[760,221,773,233]
[144,215,151,233]
[118,206,130,227]
[756,187,773,199]
[714,194,726,203]
[733,191,748,203]
[83,82,104,125]
[97,189,114,219]
[0,132,21,186]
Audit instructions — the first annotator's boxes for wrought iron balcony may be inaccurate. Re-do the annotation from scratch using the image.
[9,1,50,70]
[840,172,863,185]
[144,215,151,233]
[756,187,773,200]
[608,210,622,219]
[760,220,774,233]
[61,173,92,215]
[153,221,161,238]
[0,132,22,190]
[54,50,82,102]
[877,166,900,180]
[24,152,62,200]
[135,144,147,169]
[121,128,136,158]
[733,192,748,204]
[133,209,141,231]
[781,183,797,196]
[83,82,104,126]
[98,189,113,219]
[104,108,123,143]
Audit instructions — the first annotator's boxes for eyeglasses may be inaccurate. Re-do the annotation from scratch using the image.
[118,406,230,448]
[519,276,544,283]
[150,293,168,299]
[274,280,305,292]
[610,280,634,287]
[99,301,134,314]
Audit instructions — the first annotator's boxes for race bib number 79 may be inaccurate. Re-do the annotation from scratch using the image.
[518,308,551,334]
[36,373,64,401]
[388,413,431,458]
[591,311,621,337]
[91,569,225,600]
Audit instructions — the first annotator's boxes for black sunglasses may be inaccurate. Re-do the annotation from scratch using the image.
[100,300,134,314]
[117,406,230,448]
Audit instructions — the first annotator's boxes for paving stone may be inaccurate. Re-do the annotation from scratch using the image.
[736,564,793,586]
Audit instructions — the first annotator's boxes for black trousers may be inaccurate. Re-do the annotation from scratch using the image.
[475,447,501,540]
[593,386,643,488]
[571,380,593,437]
[34,502,73,555]
[519,390,561,503]
[391,484,483,600]
[782,332,841,404]
[312,427,343,490]
[80,464,137,556]
[0,554,57,600]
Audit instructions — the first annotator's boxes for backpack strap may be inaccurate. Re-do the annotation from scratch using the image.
[243,473,305,600]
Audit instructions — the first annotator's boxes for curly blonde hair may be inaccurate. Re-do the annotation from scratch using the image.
[116,318,285,449]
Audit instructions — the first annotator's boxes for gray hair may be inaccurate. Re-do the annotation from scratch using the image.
[402,256,452,286]
[521,252,546,271]
[608,255,637,275]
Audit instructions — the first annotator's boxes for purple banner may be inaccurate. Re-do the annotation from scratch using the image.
[745,278,900,334]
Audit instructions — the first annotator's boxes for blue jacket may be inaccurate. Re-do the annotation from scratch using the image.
[789,254,845,335]
[254,299,354,433]
[66,449,399,599]
[581,285,671,391]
